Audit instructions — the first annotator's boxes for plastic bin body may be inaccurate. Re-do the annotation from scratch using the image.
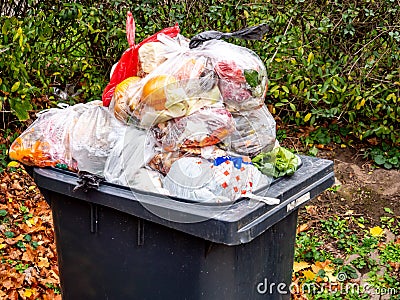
[33,156,334,300]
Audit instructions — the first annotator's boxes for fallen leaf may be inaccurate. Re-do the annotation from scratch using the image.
[11,181,23,191]
[315,144,333,150]
[367,137,378,146]
[7,161,20,168]
[311,264,322,274]
[303,270,316,281]
[370,226,384,237]
[23,288,33,297]
[315,260,331,269]
[2,278,14,290]
[305,205,318,216]
[9,289,19,300]
[293,261,311,273]
[15,234,25,242]
[324,271,337,282]
[324,265,335,273]
[297,223,310,234]
[21,246,35,262]
[389,262,400,272]
[37,257,50,268]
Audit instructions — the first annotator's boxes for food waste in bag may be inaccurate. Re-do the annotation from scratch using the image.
[153,107,235,151]
[8,13,301,205]
[148,145,227,175]
[109,22,269,126]
[9,102,98,169]
[228,104,276,157]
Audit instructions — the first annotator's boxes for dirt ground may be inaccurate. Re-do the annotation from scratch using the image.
[299,146,400,225]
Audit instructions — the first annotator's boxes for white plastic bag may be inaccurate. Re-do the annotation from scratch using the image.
[71,104,125,176]
[104,126,156,185]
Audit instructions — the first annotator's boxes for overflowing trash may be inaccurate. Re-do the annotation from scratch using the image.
[9,12,300,204]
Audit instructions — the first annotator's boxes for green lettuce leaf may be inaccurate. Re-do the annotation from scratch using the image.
[252,147,299,178]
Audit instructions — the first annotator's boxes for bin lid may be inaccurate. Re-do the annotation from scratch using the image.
[33,155,334,245]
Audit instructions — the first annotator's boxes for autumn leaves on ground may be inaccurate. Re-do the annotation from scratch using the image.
[0,164,60,300]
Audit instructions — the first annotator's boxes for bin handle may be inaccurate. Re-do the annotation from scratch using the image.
[246,194,280,205]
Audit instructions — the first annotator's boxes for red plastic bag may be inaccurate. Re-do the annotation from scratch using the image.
[102,12,180,106]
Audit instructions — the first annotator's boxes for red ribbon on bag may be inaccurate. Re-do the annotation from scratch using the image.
[102,12,180,106]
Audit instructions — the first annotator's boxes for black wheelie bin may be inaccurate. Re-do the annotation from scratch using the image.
[33,155,334,300]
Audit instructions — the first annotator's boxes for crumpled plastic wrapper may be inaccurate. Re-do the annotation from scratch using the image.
[228,105,276,157]
[155,107,235,151]
[162,156,272,203]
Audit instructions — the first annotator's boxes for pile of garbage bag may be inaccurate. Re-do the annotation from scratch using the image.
[9,12,299,204]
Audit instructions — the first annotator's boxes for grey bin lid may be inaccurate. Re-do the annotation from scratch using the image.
[33,155,334,245]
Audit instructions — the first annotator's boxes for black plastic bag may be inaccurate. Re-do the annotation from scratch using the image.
[189,24,269,49]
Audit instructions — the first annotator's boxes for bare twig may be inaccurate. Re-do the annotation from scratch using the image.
[365,48,391,78]
[346,31,386,75]
[269,16,293,64]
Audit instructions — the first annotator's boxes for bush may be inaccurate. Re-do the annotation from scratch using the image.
[0,0,399,146]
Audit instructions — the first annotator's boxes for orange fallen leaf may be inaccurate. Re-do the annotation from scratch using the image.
[389,262,400,271]
[317,260,331,268]
[2,278,14,290]
[37,257,50,268]
[15,234,25,242]
[21,246,35,262]
[297,223,310,234]
[8,289,19,300]
[315,144,333,150]
[311,264,322,274]
[303,270,316,281]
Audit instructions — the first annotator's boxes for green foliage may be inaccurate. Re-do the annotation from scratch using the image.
[294,214,400,298]
[262,1,399,146]
[0,143,8,173]
[365,143,400,169]
[15,263,30,273]
[295,232,331,262]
